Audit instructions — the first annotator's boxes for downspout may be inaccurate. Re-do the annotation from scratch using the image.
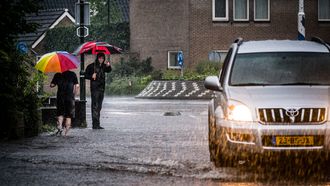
[298,0,305,40]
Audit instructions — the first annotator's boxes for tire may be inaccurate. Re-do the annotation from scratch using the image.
[208,103,235,167]
[208,103,217,162]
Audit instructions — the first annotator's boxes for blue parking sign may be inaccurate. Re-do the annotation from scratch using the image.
[177,51,183,67]
[16,42,28,54]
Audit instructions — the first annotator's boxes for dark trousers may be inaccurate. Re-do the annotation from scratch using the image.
[91,90,104,128]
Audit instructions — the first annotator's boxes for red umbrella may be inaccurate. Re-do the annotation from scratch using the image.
[73,41,122,55]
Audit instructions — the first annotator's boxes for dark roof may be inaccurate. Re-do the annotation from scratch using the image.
[18,9,74,47]
[18,0,129,49]
[115,0,129,22]
[40,0,76,16]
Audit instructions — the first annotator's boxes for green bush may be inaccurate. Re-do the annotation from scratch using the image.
[195,60,222,76]
[105,58,222,95]
[105,75,152,95]
[162,61,222,80]
[105,57,154,95]
[39,123,56,133]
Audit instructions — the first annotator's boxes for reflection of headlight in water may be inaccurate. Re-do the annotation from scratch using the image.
[228,104,253,121]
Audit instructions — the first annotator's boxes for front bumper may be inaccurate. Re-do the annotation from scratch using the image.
[216,120,330,154]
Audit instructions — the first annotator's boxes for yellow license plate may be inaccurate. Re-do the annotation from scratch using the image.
[275,136,314,146]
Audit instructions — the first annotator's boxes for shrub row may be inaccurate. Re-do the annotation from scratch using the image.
[105,58,222,95]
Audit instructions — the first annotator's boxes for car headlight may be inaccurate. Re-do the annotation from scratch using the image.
[227,103,253,122]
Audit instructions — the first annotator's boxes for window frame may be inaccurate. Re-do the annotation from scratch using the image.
[167,51,182,69]
[254,0,270,21]
[212,0,229,21]
[318,0,330,21]
[233,0,249,21]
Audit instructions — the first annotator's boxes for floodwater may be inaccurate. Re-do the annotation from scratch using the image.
[0,97,329,185]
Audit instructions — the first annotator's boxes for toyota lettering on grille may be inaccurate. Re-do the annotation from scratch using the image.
[285,108,299,123]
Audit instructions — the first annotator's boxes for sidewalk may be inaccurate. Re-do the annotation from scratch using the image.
[136,80,214,99]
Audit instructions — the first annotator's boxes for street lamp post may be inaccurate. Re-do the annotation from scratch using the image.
[79,0,85,103]
[75,0,90,127]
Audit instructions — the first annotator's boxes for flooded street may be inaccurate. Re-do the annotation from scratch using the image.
[0,97,330,185]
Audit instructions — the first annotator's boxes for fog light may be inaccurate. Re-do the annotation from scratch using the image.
[228,133,255,143]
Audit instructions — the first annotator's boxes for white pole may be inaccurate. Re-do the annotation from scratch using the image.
[298,0,305,40]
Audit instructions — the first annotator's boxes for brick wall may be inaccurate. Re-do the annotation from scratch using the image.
[130,0,190,69]
[189,0,330,67]
[130,0,330,70]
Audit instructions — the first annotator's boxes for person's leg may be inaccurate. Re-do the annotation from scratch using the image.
[63,99,74,136]
[64,117,71,136]
[56,98,65,135]
[92,91,104,129]
[96,92,105,128]
[91,91,100,128]
[57,116,64,130]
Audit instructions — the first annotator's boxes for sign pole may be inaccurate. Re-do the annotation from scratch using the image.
[177,51,184,80]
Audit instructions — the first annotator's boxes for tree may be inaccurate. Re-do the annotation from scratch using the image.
[0,0,41,139]
[89,0,123,25]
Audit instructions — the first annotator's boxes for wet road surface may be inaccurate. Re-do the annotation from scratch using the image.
[0,97,330,185]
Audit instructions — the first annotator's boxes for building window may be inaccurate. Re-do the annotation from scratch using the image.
[168,51,181,69]
[234,0,249,21]
[319,0,330,21]
[254,0,270,21]
[208,50,227,63]
[213,0,229,21]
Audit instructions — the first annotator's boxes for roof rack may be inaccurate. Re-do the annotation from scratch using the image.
[234,37,243,46]
[311,36,330,52]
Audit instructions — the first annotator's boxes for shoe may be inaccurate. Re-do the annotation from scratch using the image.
[55,129,63,136]
[92,126,104,129]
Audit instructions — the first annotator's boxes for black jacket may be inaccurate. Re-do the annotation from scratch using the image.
[85,62,112,92]
[51,71,78,100]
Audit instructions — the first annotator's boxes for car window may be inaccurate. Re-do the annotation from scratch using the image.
[230,52,330,86]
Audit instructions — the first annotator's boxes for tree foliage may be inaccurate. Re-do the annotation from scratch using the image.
[89,0,123,25]
[0,0,41,139]
[44,23,129,53]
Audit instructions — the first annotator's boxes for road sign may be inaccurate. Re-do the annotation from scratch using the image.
[16,42,28,54]
[177,51,184,67]
[76,26,89,37]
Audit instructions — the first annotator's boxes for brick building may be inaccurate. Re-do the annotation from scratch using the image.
[130,0,330,70]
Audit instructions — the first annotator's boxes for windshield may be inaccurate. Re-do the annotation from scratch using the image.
[230,52,330,86]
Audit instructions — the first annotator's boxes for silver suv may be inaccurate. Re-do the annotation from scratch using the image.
[204,37,330,166]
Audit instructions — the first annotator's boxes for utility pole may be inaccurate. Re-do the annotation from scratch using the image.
[298,0,305,40]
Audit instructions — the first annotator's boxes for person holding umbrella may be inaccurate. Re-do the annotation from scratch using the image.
[85,52,112,129]
[35,51,80,136]
[50,70,79,136]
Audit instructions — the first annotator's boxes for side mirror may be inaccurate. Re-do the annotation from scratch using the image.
[204,76,222,91]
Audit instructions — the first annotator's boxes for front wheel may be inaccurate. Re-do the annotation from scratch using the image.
[208,101,236,167]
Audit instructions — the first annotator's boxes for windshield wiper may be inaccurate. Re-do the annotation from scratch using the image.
[231,83,271,86]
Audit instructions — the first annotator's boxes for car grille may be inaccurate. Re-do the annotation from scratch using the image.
[258,108,326,124]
